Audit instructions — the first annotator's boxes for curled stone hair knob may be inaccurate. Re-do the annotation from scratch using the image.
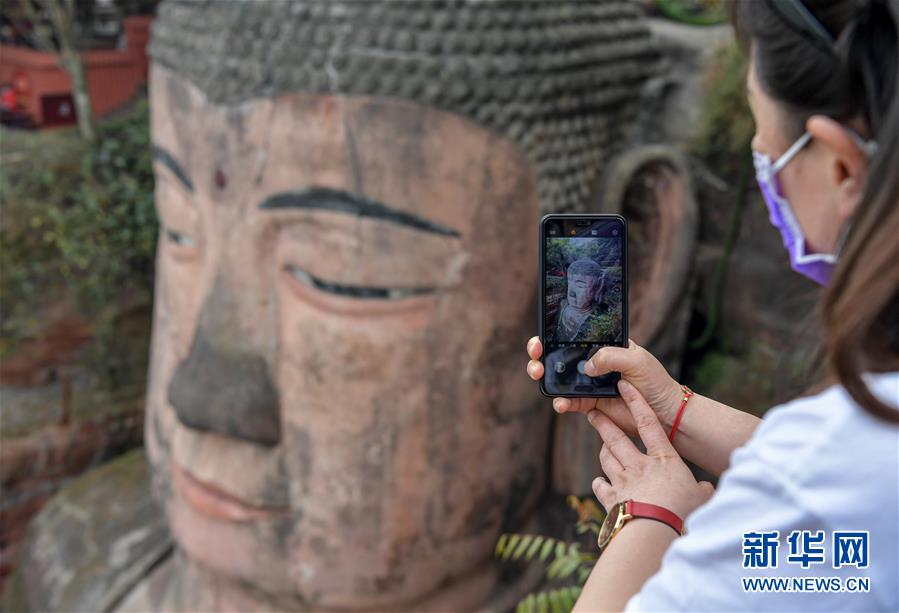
[149,0,657,213]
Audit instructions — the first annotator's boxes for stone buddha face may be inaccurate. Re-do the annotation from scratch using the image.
[567,259,604,310]
[145,65,548,609]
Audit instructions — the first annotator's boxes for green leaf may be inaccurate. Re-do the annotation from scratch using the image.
[537,591,549,613]
[495,533,509,558]
[561,556,582,579]
[555,541,567,561]
[539,538,556,562]
[513,535,533,560]
[546,556,566,580]
[504,534,521,561]
[518,593,537,613]
[560,587,576,611]
[548,588,563,613]
[569,587,584,610]
[525,535,544,561]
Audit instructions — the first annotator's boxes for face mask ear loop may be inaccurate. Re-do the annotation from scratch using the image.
[771,132,814,175]
[846,128,879,158]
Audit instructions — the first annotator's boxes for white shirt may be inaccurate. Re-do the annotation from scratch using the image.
[625,373,899,612]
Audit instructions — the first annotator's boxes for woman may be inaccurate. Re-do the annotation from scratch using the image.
[526,1,898,610]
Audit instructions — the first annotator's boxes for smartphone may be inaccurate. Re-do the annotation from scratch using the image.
[539,214,627,397]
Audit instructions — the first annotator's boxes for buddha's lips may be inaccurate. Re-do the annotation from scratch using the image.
[172,460,288,522]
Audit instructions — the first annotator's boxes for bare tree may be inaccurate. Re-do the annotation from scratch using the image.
[22,0,97,143]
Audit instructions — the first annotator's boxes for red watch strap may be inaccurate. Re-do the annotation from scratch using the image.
[625,500,684,535]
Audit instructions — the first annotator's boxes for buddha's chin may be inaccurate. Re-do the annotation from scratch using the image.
[168,482,295,595]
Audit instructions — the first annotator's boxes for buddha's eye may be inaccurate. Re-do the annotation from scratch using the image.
[285,264,433,300]
[165,228,195,247]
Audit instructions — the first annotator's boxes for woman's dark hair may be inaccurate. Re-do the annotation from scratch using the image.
[734,0,899,423]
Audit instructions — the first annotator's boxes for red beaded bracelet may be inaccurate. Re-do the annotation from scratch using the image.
[668,385,693,444]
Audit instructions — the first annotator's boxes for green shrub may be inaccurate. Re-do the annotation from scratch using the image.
[496,496,606,613]
[0,97,157,379]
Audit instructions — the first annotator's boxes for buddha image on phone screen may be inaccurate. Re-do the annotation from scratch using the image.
[546,232,623,344]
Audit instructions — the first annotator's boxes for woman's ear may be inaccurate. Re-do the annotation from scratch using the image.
[806,115,869,222]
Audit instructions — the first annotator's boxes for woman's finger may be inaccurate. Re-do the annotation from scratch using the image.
[599,443,624,477]
[592,476,616,510]
[617,379,671,456]
[526,336,543,360]
[552,397,599,414]
[589,410,641,466]
[526,359,544,381]
[583,339,641,377]
[552,397,569,413]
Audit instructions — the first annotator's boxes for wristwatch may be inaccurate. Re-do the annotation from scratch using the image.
[597,500,684,548]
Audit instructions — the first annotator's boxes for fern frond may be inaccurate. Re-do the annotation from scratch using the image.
[539,537,556,562]
[525,535,545,560]
[562,586,582,610]
[548,587,563,613]
[559,555,582,579]
[512,534,534,560]
[516,587,583,613]
[517,592,536,613]
[554,540,566,560]
[545,555,565,580]
[495,533,509,557]
[504,534,522,561]
[536,591,549,613]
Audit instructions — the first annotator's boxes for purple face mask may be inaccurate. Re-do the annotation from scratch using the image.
[753,130,878,286]
[752,132,837,285]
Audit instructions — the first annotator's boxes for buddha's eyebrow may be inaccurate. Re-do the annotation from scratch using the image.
[152,144,194,192]
[259,186,461,238]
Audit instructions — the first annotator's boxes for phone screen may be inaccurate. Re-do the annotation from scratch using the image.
[540,215,627,397]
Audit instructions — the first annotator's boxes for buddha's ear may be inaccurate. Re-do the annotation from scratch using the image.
[589,145,698,353]
[551,145,698,497]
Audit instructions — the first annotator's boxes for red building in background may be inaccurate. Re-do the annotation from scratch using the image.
[0,15,152,127]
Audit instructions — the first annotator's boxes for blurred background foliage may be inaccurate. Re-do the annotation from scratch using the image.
[0,97,157,384]
[693,41,754,174]
[654,0,728,26]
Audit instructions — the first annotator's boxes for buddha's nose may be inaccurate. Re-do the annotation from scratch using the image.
[167,280,281,447]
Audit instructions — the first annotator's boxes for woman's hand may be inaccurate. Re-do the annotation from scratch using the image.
[526,336,685,433]
[589,380,714,521]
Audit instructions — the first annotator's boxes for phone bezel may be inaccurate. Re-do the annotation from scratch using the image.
[538,213,628,398]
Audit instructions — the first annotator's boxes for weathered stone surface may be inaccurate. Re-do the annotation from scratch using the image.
[0,295,152,592]
[0,392,144,592]
[3,450,171,613]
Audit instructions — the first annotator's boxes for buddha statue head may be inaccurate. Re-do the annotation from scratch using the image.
[143,1,656,609]
[567,258,605,310]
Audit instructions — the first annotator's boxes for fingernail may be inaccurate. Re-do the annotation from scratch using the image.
[618,380,632,395]
[553,398,563,413]
[587,409,599,423]
[584,359,596,376]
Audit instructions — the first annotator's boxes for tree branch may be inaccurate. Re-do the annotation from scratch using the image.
[21,0,62,61]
